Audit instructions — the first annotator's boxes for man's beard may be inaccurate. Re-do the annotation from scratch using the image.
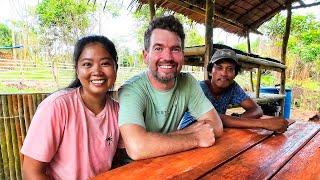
[151,70,178,83]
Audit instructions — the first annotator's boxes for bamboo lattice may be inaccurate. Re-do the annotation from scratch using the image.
[0,94,48,180]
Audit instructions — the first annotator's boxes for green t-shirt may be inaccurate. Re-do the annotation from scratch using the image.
[118,72,214,133]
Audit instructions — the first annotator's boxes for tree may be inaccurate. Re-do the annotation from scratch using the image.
[132,4,205,48]
[0,23,12,47]
[36,0,95,45]
[260,14,320,81]
[35,0,95,87]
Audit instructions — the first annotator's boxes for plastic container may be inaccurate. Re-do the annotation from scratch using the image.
[260,87,292,119]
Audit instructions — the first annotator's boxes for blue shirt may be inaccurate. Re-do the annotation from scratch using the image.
[179,80,249,129]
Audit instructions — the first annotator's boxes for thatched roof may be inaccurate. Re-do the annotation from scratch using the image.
[130,0,319,36]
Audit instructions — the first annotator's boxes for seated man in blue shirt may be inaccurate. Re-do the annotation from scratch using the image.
[180,49,288,133]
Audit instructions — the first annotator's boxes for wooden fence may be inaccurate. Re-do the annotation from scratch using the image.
[0,93,48,180]
[0,58,204,92]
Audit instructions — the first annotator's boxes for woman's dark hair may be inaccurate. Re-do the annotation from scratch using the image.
[68,35,118,88]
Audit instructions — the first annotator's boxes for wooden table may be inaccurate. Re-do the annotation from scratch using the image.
[94,121,320,180]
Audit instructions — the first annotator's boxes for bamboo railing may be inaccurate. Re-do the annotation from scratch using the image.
[0,93,48,180]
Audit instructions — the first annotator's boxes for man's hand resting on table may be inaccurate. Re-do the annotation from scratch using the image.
[181,120,216,147]
[260,117,289,133]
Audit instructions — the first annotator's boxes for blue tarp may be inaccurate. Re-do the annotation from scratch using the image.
[0,45,23,49]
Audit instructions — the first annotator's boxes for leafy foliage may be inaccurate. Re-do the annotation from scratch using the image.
[132,4,205,48]
[36,0,95,46]
[0,23,12,47]
[261,14,320,63]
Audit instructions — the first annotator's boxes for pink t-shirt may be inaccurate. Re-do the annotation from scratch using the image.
[21,88,119,180]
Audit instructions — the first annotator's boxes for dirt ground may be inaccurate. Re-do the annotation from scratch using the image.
[290,108,318,121]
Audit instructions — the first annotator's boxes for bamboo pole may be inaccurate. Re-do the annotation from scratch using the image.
[0,146,4,180]
[256,67,262,98]
[0,95,8,179]
[36,94,42,107]
[280,2,292,117]
[148,0,155,20]
[7,95,21,180]
[31,95,37,119]
[247,31,255,92]
[22,95,31,131]
[16,95,26,169]
[184,46,287,69]
[17,95,26,141]
[27,94,35,121]
[204,0,214,80]
[1,96,15,180]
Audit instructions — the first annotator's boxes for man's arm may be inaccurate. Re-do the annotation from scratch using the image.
[238,98,263,118]
[220,114,288,133]
[197,108,223,137]
[120,121,216,160]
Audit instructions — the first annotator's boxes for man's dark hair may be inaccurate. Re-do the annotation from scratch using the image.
[144,15,185,50]
[207,59,241,80]
[68,35,118,88]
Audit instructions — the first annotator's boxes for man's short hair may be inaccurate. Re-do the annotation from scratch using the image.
[144,15,185,51]
[207,49,241,79]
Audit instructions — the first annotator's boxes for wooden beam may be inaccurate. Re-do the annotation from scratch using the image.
[236,0,272,22]
[204,0,214,80]
[249,3,287,30]
[184,46,287,69]
[224,0,241,8]
[281,5,292,65]
[237,54,286,69]
[166,0,260,35]
[247,31,255,92]
[148,0,155,20]
[256,67,261,98]
[280,2,292,117]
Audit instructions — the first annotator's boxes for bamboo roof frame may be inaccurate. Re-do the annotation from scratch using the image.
[130,0,319,36]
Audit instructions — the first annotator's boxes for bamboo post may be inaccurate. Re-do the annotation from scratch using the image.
[1,96,15,180]
[22,95,31,131]
[148,0,155,20]
[0,148,4,180]
[31,95,37,118]
[256,67,262,98]
[0,95,9,179]
[36,94,42,107]
[247,30,255,92]
[17,95,26,141]
[27,95,34,126]
[12,95,23,179]
[7,95,22,180]
[280,2,292,117]
[204,0,214,80]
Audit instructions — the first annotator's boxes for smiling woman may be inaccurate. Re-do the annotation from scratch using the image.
[20,35,120,180]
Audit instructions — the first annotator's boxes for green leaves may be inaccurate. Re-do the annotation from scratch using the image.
[35,0,95,45]
[0,23,12,47]
[262,14,320,63]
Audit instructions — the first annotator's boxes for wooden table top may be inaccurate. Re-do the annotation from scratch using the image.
[94,120,320,180]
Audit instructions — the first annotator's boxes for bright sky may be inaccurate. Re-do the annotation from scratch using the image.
[0,0,319,49]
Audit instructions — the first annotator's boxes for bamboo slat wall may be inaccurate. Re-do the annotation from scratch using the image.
[0,93,48,180]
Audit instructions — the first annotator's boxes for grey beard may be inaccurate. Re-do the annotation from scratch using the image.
[151,70,177,84]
